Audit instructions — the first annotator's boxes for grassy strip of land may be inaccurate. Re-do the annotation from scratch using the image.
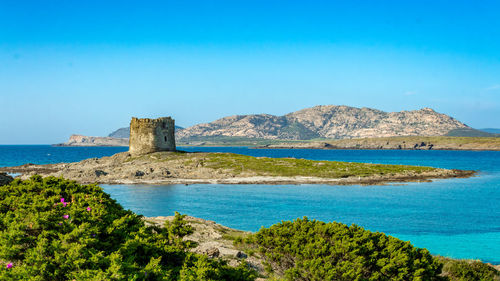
[200,152,435,178]
[177,135,500,150]
[253,136,500,151]
[1,151,473,185]
[327,136,500,148]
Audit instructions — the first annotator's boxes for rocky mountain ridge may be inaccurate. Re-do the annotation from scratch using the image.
[56,105,471,146]
[177,105,469,140]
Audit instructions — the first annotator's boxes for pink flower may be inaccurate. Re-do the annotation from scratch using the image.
[86,207,91,212]
[6,262,12,269]
[63,215,69,219]
[60,198,65,203]
[62,202,67,207]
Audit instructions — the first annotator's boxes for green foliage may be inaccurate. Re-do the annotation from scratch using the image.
[244,217,445,281]
[203,153,435,178]
[0,176,256,281]
[438,257,500,281]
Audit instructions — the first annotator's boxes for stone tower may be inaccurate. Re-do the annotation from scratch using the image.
[129,117,176,155]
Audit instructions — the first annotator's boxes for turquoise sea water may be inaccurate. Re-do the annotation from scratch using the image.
[1,145,499,264]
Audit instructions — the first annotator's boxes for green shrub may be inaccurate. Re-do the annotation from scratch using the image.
[247,217,445,281]
[0,176,256,280]
[438,257,500,281]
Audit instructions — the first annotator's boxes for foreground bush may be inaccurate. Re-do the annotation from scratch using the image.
[242,218,445,281]
[0,176,256,280]
[438,257,500,281]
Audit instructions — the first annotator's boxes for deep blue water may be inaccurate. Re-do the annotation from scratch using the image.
[0,145,499,264]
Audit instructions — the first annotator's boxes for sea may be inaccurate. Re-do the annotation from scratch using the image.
[0,145,499,264]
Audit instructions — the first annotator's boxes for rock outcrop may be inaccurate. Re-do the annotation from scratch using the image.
[145,216,265,275]
[54,135,129,147]
[177,105,469,140]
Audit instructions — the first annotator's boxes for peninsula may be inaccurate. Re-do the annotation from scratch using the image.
[0,150,474,185]
[5,117,474,185]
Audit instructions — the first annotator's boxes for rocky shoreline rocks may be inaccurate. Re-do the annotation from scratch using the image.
[145,216,266,277]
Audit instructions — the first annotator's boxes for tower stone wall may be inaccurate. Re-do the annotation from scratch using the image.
[129,117,176,155]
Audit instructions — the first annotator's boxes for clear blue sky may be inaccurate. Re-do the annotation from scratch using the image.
[1,0,499,144]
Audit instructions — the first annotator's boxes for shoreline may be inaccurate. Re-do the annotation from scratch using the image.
[85,171,475,185]
[0,151,476,186]
[253,145,500,152]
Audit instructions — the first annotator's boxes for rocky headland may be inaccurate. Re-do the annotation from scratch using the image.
[54,134,129,147]
[0,151,474,185]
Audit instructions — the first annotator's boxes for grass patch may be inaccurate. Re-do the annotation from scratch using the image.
[199,153,435,178]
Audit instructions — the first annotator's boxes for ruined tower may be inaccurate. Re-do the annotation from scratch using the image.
[129,117,176,155]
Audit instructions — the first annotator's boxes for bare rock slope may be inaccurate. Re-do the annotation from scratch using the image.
[177,105,469,140]
[55,135,129,147]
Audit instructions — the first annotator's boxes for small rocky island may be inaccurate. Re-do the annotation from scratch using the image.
[1,117,475,185]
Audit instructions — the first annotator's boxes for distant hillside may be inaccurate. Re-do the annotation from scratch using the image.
[108,126,184,138]
[446,128,500,137]
[177,105,469,140]
[480,128,500,134]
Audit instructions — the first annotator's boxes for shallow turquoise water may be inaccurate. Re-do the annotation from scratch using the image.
[1,145,499,263]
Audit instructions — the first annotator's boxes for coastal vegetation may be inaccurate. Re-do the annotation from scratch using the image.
[234,220,500,281]
[437,257,500,281]
[200,152,435,178]
[0,176,256,280]
[0,177,498,280]
[0,151,473,185]
[237,218,443,280]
